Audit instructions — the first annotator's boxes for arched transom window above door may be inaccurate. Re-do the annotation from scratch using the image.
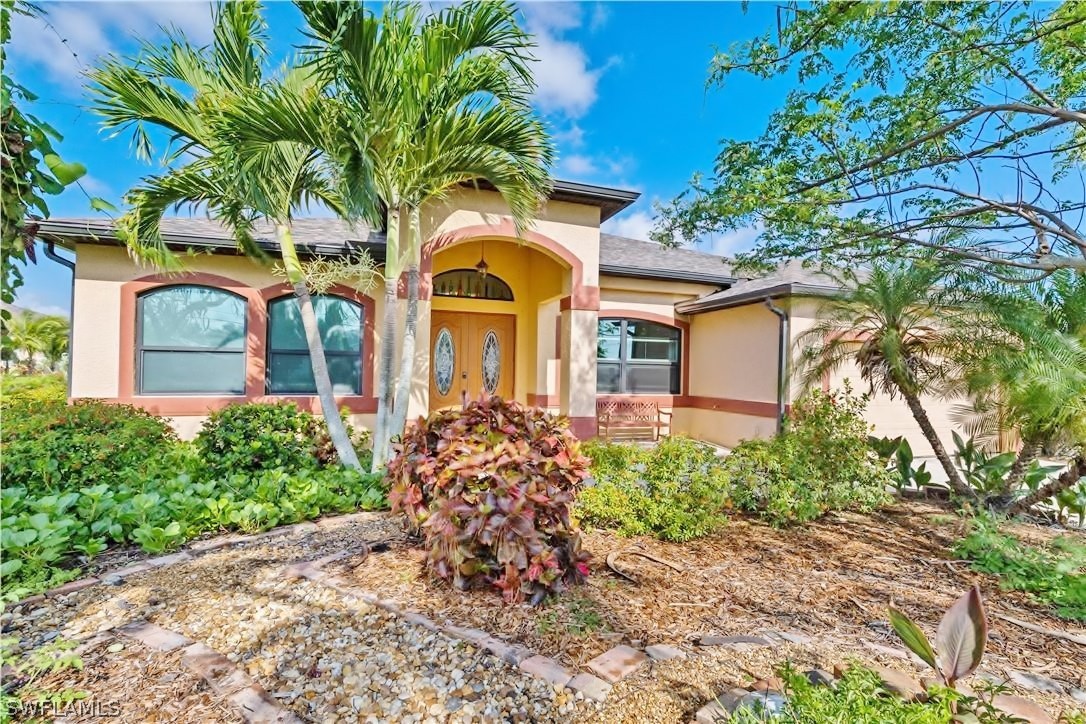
[432,269,513,301]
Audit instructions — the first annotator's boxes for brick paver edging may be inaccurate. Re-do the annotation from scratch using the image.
[116,620,302,724]
[284,554,615,703]
[13,514,377,610]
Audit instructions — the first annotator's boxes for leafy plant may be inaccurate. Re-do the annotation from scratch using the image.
[0,372,66,408]
[951,433,1064,503]
[577,437,731,542]
[953,516,1085,621]
[870,436,933,493]
[726,387,893,526]
[388,396,590,605]
[0,636,86,724]
[888,586,989,688]
[1,399,181,493]
[194,402,360,479]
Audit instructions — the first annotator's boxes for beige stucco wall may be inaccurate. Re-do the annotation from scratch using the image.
[70,243,382,438]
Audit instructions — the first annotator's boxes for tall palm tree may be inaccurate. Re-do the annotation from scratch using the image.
[39,314,67,371]
[296,0,554,469]
[959,271,1086,511]
[799,260,975,497]
[89,1,376,470]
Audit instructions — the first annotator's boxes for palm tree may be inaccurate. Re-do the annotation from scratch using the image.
[296,0,554,469]
[959,271,1086,511]
[39,314,67,371]
[88,1,376,470]
[798,259,975,497]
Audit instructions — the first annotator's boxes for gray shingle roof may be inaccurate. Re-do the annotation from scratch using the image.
[37,217,735,286]
[598,233,734,285]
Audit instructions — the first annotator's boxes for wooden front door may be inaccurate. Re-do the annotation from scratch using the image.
[429,311,515,409]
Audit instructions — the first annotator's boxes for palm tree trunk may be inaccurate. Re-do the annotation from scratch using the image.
[1004,439,1042,495]
[901,389,973,498]
[390,207,421,443]
[371,206,403,472]
[277,225,362,471]
[1008,455,1086,516]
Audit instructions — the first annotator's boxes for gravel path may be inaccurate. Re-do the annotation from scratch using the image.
[7,515,597,723]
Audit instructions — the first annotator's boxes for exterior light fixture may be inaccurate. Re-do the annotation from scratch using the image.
[475,240,489,278]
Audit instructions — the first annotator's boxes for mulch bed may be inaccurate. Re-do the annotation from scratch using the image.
[331,500,1086,715]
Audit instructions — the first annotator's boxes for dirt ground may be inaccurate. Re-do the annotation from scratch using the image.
[335,500,1086,719]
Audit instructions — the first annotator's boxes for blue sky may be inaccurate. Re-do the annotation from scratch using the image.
[9,1,792,316]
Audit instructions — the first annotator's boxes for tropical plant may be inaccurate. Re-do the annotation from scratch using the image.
[951,433,1063,503]
[654,2,1086,279]
[953,271,1086,511]
[297,0,554,469]
[870,435,934,493]
[798,259,974,497]
[1,1,108,319]
[88,0,374,470]
[725,386,892,525]
[0,310,66,373]
[888,585,989,689]
[388,396,590,604]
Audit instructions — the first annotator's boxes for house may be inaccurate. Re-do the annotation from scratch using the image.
[37,180,959,454]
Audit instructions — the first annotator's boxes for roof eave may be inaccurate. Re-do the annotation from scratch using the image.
[676,282,841,314]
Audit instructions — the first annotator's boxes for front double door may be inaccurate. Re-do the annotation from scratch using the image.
[429,311,515,409]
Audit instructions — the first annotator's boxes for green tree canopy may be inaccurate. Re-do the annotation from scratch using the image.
[655,1,1086,279]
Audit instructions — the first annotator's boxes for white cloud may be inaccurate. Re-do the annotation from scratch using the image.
[603,210,656,241]
[9,2,214,89]
[521,2,616,118]
[553,122,586,148]
[588,3,610,32]
[560,153,598,177]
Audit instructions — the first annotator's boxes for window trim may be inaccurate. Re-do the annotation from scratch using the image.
[264,293,364,395]
[135,284,248,396]
[597,316,682,395]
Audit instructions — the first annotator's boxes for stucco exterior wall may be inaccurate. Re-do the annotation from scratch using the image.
[71,243,381,438]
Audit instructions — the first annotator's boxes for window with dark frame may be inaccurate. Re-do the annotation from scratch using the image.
[432,269,514,301]
[596,318,681,395]
[266,295,363,395]
[136,285,247,395]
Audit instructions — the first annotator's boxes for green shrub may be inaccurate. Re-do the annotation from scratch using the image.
[0,465,387,600]
[194,402,364,479]
[725,387,893,526]
[388,396,591,605]
[577,436,731,542]
[728,663,974,723]
[0,372,67,409]
[1,399,182,493]
[953,515,1085,621]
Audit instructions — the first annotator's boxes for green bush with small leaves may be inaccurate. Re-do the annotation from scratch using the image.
[0,372,67,409]
[725,387,893,526]
[577,436,731,542]
[1,398,183,493]
[195,401,354,478]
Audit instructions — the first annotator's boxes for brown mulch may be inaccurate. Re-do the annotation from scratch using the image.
[18,636,240,724]
[333,501,1086,713]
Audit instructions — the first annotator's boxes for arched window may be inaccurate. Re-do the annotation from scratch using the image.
[597,318,681,394]
[267,295,362,394]
[432,269,514,301]
[137,285,247,394]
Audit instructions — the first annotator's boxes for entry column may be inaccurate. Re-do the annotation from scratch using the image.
[559,300,598,439]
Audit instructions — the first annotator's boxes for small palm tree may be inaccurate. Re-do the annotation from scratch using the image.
[799,260,974,497]
[89,1,376,470]
[959,271,1086,512]
[296,0,554,468]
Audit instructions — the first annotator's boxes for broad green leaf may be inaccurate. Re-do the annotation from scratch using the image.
[90,197,119,213]
[43,153,87,185]
[888,604,938,672]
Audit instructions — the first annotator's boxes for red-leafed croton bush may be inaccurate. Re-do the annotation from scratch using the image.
[388,396,592,605]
